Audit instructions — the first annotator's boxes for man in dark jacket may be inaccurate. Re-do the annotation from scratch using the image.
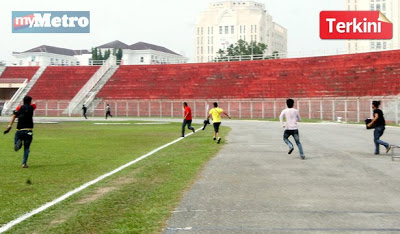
[4,96,36,168]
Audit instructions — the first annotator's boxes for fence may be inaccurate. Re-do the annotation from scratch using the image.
[28,97,400,124]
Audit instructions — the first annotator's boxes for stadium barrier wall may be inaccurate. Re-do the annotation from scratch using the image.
[32,96,400,124]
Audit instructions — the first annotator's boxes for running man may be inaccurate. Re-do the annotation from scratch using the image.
[3,96,36,168]
[367,100,391,155]
[207,102,231,144]
[182,102,195,137]
[105,104,113,119]
[82,104,88,119]
[279,99,305,160]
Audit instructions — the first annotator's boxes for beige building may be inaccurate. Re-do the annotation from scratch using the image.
[346,0,400,53]
[195,1,287,63]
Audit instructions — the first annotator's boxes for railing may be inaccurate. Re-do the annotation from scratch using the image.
[89,60,122,66]
[30,96,400,124]
[66,56,116,115]
[213,54,280,62]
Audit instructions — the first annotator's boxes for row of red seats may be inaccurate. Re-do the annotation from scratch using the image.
[27,66,100,100]
[97,50,400,100]
[0,67,39,80]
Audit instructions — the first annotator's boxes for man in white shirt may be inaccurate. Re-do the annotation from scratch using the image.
[279,99,305,160]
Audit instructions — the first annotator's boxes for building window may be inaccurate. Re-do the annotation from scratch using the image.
[371,42,375,49]
[201,27,203,35]
[383,41,387,49]
[383,3,386,11]
[376,42,382,49]
[225,26,229,34]
[231,25,234,34]
[219,26,223,34]
[376,4,381,11]
[254,25,257,33]
[243,25,246,33]
[240,25,242,34]
[208,27,210,34]
[211,27,213,34]
[370,4,374,10]
[140,57,144,63]
[251,25,253,33]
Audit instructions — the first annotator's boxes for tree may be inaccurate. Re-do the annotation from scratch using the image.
[116,48,123,64]
[91,47,98,60]
[104,49,111,60]
[216,40,269,61]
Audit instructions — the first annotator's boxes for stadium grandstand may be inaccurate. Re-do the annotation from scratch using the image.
[1,50,399,122]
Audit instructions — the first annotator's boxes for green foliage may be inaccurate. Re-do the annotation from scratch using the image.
[104,49,111,60]
[216,39,274,61]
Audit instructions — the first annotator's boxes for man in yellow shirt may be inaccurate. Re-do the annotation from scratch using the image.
[207,102,231,144]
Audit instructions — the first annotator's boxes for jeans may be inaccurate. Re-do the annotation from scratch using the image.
[15,130,33,164]
[105,111,112,119]
[283,129,304,156]
[374,125,389,154]
[182,120,194,136]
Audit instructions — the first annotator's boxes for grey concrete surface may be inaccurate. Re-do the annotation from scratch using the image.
[164,121,400,233]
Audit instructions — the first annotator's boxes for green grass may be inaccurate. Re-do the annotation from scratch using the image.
[0,121,229,233]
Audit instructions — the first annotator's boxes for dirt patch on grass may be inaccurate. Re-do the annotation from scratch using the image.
[75,187,117,204]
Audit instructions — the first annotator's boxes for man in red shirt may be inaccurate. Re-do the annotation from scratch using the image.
[182,102,195,137]
[4,96,36,168]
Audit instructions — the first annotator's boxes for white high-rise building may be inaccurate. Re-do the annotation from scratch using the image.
[195,1,287,63]
[346,0,400,53]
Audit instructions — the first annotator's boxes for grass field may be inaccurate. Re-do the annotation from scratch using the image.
[0,120,229,233]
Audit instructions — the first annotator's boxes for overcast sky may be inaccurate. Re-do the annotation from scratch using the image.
[0,0,344,62]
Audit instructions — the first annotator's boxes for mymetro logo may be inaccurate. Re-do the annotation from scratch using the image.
[320,11,392,39]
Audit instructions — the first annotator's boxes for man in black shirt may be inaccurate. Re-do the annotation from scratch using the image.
[367,100,391,155]
[4,96,36,168]
[105,104,113,119]
[82,104,87,119]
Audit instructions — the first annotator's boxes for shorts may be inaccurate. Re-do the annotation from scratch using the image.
[213,122,221,133]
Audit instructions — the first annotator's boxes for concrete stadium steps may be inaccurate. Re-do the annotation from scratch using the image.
[96,50,400,100]
[0,66,40,80]
[27,66,100,100]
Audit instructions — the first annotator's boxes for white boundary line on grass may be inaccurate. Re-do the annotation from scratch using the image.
[0,128,202,233]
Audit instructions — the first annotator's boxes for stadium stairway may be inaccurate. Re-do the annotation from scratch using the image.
[0,66,5,76]
[65,56,118,115]
[1,66,46,116]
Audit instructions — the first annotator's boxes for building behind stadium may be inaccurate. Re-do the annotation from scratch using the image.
[346,0,400,53]
[194,1,288,63]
